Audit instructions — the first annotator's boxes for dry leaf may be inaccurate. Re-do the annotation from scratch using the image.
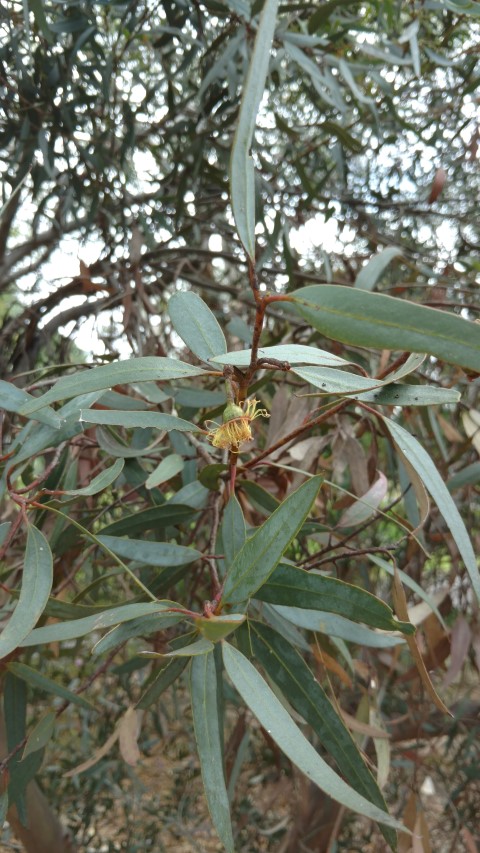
[443,616,471,688]
[462,410,480,455]
[64,728,119,778]
[370,707,390,789]
[399,790,418,853]
[437,414,464,444]
[427,167,446,204]
[340,709,389,739]
[118,707,144,767]
[312,644,353,688]
[392,562,451,716]
[413,809,432,853]
[461,827,479,853]
[407,588,449,627]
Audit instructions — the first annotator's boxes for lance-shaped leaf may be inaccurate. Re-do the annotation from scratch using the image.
[356,383,460,407]
[230,0,279,259]
[22,712,56,760]
[272,606,406,647]
[354,246,403,291]
[64,458,125,496]
[97,535,201,568]
[255,564,414,634]
[20,357,210,414]
[92,612,182,656]
[0,380,61,427]
[293,365,383,395]
[99,503,195,537]
[7,662,95,711]
[145,454,184,489]
[222,643,403,831]
[79,409,199,432]
[370,554,446,629]
[169,291,227,362]
[0,526,53,660]
[190,652,234,853]
[220,495,246,570]
[210,344,351,368]
[247,622,397,849]
[155,637,214,657]
[221,477,322,606]
[383,417,480,603]
[6,391,104,468]
[136,632,196,709]
[338,473,388,528]
[289,285,480,372]
[20,601,179,646]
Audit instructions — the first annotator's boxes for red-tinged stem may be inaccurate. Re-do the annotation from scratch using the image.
[243,400,347,469]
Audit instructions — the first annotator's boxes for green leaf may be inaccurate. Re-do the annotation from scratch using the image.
[8,392,103,467]
[0,380,61,427]
[169,292,227,362]
[236,478,280,513]
[99,503,195,537]
[3,673,28,822]
[145,454,184,489]
[64,458,125,496]
[7,662,95,711]
[173,387,225,408]
[290,285,480,372]
[448,461,480,490]
[0,522,11,548]
[195,613,246,642]
[22,713,56,760]
[247,622,397,850]
[96,426,167,458]
[198,463,228,490]
[136,633,196,709]
[356,383,460,406]
[220,495,246,569]
[293,365,382,395]
[97,390,149,410]
[0,792,7,825]
[354,247,404,291]
[222,643,403,830]
[79,409,199,432]
[0,526,53,660]
[97,535,201,567]
[92,612,182,656]
[210,344,351,368]
[21,602,178,646]
[28,0,54,43]
[256,564,414,634]
[383,417,480,603]
[272,606,405,647]
[370,555,447,630]
[19,358,210,414]
[222,477,322,606]
[230,0,279,259]
[159,637,214,657]
[190,653,235,853]
[137,656,188,709]
[4,672,26,756]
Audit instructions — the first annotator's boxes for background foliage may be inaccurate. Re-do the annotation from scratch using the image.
[1,1,480,851]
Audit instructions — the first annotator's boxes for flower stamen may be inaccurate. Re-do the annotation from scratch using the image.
[205,399,269,451]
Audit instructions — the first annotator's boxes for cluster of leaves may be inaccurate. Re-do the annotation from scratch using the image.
[1,1,480,851]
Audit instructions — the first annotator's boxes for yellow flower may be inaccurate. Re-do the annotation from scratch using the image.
[206,399,269,451]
